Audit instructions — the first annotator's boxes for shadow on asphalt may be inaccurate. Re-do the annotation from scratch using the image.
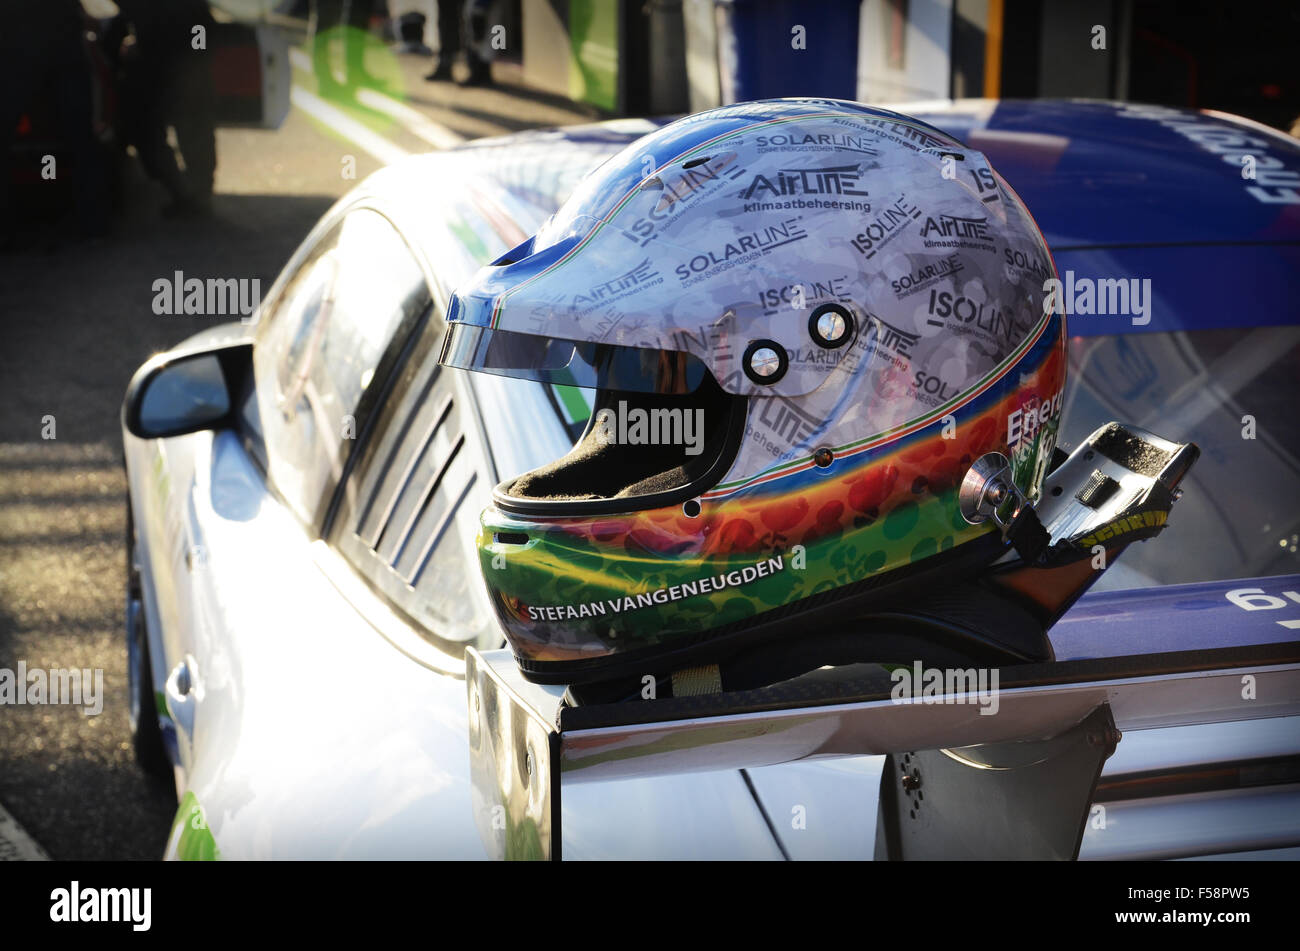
[0,172,336,859]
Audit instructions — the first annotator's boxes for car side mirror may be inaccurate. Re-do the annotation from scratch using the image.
[123,341,252,440]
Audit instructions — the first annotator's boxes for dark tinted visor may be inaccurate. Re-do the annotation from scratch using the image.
[438,324,708,395]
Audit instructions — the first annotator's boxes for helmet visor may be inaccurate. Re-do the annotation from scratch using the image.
[438,323,709,395]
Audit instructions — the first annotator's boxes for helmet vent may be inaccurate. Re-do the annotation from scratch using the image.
[494,532,530,545]
[682,156,711,169]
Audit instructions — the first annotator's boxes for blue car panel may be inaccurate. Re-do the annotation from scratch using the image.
[1053,574,1300,660]
[903,100,1300,337]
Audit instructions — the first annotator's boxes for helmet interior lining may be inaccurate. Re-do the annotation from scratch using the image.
[498,374,747,509]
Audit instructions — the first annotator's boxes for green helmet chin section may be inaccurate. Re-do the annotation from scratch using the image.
[478,487,991,667]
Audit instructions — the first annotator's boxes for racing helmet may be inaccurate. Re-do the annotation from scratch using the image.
[439,100,1068,685]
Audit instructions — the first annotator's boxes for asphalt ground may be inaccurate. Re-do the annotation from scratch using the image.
[0,33,593,859]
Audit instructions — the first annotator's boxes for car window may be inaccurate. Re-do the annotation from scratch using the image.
[1062,326,1300,591]
[252,209,430,526]
[330,322,498,651]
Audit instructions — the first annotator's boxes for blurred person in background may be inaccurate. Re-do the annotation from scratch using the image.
[113,0,217,217]
[425,0,492,86]
[389,2,434,56]
[0,0,108,244]
[309,0,380,96]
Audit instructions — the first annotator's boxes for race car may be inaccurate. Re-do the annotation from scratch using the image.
[121,98,1300,860]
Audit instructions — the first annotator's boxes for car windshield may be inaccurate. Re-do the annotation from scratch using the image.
[1062,326,1300,591]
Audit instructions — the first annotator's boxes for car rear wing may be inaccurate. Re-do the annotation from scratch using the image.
[465,639,1300,860]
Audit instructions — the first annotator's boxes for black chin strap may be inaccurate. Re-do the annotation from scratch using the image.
[1001,502,1054,565]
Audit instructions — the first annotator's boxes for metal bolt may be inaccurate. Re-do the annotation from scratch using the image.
[815,309,847,344]
[1087,727,1122,748]
[748,346,782,378]
[901,769,921,791]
